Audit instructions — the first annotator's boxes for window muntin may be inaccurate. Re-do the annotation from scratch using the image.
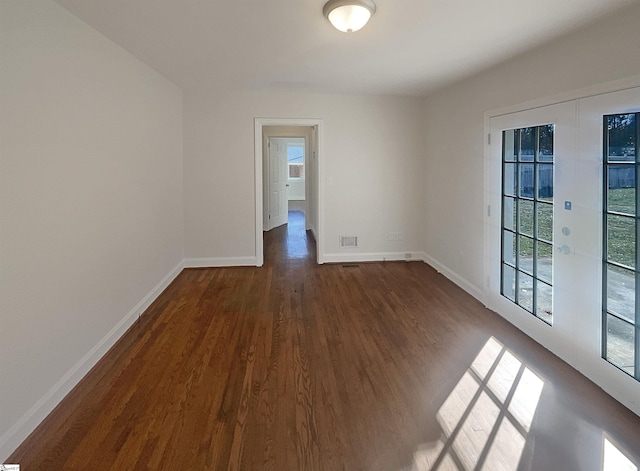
[603,113,639,379]
[501,125,554,324]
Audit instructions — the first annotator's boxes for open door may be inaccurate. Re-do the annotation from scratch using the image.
[268,137,288,230]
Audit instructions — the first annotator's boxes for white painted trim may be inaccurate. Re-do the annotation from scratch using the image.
[255,118,325,265]
[254,119,264,267]
[309,225,318,244]
[485,74,640,120]
[322,251,424,264]
[483,114,493,309]
[421,252,486,304]
[183,257,259,268]
[0,260,185,461]
[316,122,326,264]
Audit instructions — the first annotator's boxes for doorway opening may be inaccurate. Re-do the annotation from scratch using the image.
[265,136,306,232]
[254,118,325,266]
[265,135,310,263]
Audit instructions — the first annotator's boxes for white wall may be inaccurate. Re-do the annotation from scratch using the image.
[184,91,424,263]
[0,0,184,459]
[422,2,640,296]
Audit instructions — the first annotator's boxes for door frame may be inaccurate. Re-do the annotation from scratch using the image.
[254,118,325,266]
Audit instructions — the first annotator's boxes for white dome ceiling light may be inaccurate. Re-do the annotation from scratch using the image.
[323,0,377,33]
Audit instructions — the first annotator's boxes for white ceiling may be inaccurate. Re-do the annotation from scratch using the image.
[54,0,636,96]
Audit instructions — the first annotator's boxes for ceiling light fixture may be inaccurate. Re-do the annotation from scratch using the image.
[323,0,376,33]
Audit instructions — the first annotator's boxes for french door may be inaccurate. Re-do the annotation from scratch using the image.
[485,87,640,415]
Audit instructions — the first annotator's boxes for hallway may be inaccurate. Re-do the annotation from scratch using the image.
[264,208,315,265]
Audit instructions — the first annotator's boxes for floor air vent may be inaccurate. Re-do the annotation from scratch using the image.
[339,235,358,248]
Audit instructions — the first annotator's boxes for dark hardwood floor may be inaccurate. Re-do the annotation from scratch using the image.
[9,210,640,470]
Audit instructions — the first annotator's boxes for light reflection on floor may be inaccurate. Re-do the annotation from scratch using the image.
[405,337,640,471]
[408,337,543,470]
[285,210,310,259]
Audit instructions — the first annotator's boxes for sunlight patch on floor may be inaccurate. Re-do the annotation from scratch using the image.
[603,436,637,471]
[405,337,544,471]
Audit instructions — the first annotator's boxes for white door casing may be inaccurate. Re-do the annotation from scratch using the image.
[268,138,289,230]
[254,117,326,267]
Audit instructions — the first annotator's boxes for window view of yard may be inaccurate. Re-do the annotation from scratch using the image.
[501,114,639,381]
[604,113,638,378]
[501,125,554,324]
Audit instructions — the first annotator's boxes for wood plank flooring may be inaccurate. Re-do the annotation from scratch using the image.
[8,210,640,470]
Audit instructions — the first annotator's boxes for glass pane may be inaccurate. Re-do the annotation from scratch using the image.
[536,241,553,284]
[519,164,534,198]
[518,200,534,236]
[538,124,554,162]
[289,164,304,178]
[518,272,533,313]
[500,125,557,322]
[518,236,534,274]
[520,127,535,162]
[503,130,516,162]
[537,164,553,201]
[287,146,304,162]
[607,114,636,162]
[606,314,635,376]
[503,197,516,231]
[536,281,552,324]
[503,230,516,266]
[504,163,517,196]
[606,264,635,323]
[607,165,635,215]
[537,202,553,242]
[607,214,636,268]
[502,265,516,301]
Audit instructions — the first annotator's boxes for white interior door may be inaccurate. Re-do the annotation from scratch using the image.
[268,138,288,230]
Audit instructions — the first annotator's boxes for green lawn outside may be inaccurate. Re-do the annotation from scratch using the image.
[607,187,636,268]
[505,187,636,266]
